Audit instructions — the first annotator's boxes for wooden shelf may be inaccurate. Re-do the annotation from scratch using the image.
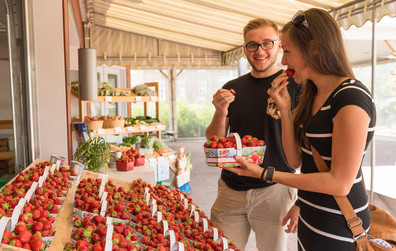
[73,82,164,138]
[71,88,159,103]
[0,151,14,160]
[90,123,166,136]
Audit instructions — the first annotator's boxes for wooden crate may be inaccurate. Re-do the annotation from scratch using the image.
[0,157,14,168]
[0,136,13,151]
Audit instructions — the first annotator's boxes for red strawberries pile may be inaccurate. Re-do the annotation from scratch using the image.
[204,135,265,149]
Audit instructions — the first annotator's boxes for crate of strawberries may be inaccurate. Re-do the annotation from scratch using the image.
[115,147,145,171]
[203,133,266,167]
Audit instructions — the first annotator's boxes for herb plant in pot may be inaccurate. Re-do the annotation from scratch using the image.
[73,136,111,172]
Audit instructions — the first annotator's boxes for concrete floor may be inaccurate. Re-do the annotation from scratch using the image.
[165,135,396,251]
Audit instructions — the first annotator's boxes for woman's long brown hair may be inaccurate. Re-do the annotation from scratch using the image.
[282,8,355,147]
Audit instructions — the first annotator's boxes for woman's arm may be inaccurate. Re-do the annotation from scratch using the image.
[229,105,370,196]
[268,72,302,169]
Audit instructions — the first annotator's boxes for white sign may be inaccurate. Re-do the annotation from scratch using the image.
[105,96,112,102]
[139,125,147,131]
[136,96,142,102]
[150,96,157,101]
[114,127,122,133]
[126,126,134,132]
[97,128,105,135]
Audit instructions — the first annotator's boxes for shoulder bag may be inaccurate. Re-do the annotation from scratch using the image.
[310,146,396,251]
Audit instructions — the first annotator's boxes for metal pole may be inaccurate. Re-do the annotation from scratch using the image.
[369,1,377,204]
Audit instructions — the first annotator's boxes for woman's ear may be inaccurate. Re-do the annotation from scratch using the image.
[309,40,318,56]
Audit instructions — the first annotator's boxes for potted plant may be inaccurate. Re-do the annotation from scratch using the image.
[73,136,111,172]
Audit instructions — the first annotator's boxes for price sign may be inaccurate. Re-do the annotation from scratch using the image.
[140,125,147,131]
[114,127,122,133]
[150,96,157,101]
[126,126,134,132]
[97,128,105,135]
[156,124,163,130]
[168,154,176,160]
[105,96,112,102]
[136,96,142,102]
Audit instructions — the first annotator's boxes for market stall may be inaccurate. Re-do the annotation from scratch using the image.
[0,159,238,251]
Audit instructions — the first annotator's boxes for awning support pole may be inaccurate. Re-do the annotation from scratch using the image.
[369,0,377,204]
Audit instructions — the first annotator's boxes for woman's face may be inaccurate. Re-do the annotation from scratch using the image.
[281,31,310,83]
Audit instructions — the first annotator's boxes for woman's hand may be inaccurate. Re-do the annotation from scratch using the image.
[221,156,263,179]
[268,72,291,113]
[282,204,300,233]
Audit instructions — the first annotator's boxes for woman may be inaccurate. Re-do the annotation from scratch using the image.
[223,8,376,250]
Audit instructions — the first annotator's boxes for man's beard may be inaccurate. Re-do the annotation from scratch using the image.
[247,57,276,73]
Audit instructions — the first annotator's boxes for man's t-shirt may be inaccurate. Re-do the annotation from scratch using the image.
[222,70,301,190]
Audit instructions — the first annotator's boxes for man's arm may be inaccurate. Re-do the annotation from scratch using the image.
[205,113,229,139]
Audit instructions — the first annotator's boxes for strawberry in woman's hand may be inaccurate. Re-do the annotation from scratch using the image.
[285,68,295,78]
[230,89,236,94]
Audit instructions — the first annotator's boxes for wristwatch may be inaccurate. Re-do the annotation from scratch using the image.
[265,166,275,183]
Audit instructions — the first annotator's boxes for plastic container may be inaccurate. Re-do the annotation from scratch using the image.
[203,133,266,167]
[116,161,134,171]
[134,156,145,166]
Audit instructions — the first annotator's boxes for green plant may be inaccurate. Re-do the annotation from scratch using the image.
[73,136,111,172]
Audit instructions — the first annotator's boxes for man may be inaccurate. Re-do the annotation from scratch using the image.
[205,18,301,251]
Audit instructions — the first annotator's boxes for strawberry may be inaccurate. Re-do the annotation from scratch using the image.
[210,141,217,148]
[203,141,211,148]
[223,142,233,148]
[285,68,295,78]
[92,243,103,251]
[17,231,32,244]
[209,135,218,142]
[14,222,28,234]
[10,239,22,247]
[230,88,236,94]
[217,143,224,148]
[31,222,43,233]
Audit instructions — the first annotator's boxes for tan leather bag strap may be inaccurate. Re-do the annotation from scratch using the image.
[311,146,367,239]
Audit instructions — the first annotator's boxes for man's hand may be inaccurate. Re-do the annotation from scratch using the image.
[212,89,235,117]
[282,204,300,233]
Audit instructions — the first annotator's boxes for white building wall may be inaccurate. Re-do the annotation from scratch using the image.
[32,0,67,160]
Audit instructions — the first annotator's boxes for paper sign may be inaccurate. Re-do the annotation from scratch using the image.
[200,218,208,232]
[99,182,105,198]
[145,192,150,205]
[210,227,219,242]
[180,194,184,201]
[44,166,50,175]
[156,124,163,130]
[222,237,229,250]
[150,96,157,101]
[105,224,114,251]
[168,154,176,160]
[0,217,12,240]
[17,198,26,208]
[182,198,188,209]
[97,129,105,135]
[114,127,122,133]
[162,220,169,235]
[106,217,113,225]
[136,96,142,101]
[38,176,45,187]
[126,126,134,132]
[150,204,157,216]
[157,158,169,181]
[100,200,107,217]
[194,211,199,222]
[51,164,57,173]
[101,192,108,204]
[155,211,162,222]
[105,96,112,102]
[189,204,195,216]
[139,125,147,131]
[11,206,23,231]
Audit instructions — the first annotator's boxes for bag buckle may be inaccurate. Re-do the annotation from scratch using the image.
[347,217,362,230]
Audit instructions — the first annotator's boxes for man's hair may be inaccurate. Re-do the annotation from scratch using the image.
[243,18,279,38]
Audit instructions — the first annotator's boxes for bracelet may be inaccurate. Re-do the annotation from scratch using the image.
[265,166,275,183]
[260,168,267,180]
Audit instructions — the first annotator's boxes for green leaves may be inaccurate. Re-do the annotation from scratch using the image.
[73,136,111,172]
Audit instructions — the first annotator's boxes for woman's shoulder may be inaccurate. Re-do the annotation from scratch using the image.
[332,79,373,100]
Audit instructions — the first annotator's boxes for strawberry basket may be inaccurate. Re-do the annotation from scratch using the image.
[203,132,266,167]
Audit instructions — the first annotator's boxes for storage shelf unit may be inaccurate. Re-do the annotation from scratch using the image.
[72,82,165,138]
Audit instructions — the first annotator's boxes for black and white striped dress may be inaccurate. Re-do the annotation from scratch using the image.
[297,79,376,251]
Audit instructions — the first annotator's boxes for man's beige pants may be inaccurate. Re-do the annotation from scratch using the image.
[211,178,296,251]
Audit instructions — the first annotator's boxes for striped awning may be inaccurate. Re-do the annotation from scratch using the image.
[79,0,396,67]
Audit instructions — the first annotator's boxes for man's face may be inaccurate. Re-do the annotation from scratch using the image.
[244,26,281,77]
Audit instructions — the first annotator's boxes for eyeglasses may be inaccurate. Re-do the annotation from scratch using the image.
[244,40,279,52]
[292,10,309,30]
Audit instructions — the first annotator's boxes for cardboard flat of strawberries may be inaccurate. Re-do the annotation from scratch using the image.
[0,159,133,251]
